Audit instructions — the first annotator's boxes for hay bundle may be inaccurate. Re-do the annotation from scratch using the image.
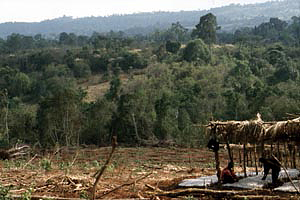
[206,114,300,143]
[207,113,265,143]
[264,117,300,141]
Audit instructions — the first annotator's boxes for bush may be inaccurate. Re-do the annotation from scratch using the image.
[182,39,211,64]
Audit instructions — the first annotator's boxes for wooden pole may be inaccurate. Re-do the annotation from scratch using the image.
[271,142,273,154]
[289,143,293,168]
[284,141,288,168]
[260,131,265,158]
[238,147,242,165]
[215,150,221,183]
[272,155,300,194]
[254,144,258,175]
[277,141,280,160]
[226,140,233,164]
[249,148,253,167]
[293,145,297,168]
[212,126,221,184]
[243,143,247,177]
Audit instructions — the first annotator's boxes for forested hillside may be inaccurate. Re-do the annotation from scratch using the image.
[1,11,300,148]
[0,0,299,37]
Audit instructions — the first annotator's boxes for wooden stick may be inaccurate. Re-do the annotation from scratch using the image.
[226,141,233,163]
[211,126,221,183]
[293,145,297,168]
[99,173,152,198]
[145,183,163,192]
[243,143,247,177]
[215,150,221,183]
[92,136,117,200]
[271,143,273,154]
[260,130,265,158]
[276,141,280,160]
[254,144,258,175]
[10,195,84,200]
[150,188,283,198]
[284,142,288,168]
[238,148,242,165]
[272,155,300,194]
[249,149,253,167]
[70,151,79,168]
[22,154,37,169]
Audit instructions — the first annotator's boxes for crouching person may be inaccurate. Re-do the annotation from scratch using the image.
[221,162,238,184]
[259,157,281,184]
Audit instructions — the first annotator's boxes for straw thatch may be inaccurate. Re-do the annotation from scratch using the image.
[206,113,265,143]
[206,114,300,143]
[264,117,300,141]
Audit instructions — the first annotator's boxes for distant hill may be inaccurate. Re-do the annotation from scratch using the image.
[0,0,299,38]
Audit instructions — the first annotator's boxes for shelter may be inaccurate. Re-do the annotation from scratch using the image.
[206,113,300,182]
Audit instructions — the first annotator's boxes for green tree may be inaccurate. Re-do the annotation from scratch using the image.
[81,99,115,145]
[59,32,70,45]
[9,104,37,144]
[37,86,84,146]
[182,39,210,63]
[105,74,121,101]
[73,60,91,78]
[165,40,181,54]
[165,22,189,42]
[254,18,287,38]
[10,72,31,97]
[193,13,219,45]
[5,33,22,52]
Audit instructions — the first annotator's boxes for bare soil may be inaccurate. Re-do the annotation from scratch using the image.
[0,147,299,199]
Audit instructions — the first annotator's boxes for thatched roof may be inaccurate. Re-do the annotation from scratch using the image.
[264,117,300,141]
[206,114,300,143]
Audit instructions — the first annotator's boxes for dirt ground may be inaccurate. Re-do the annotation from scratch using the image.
[0,147,299,199]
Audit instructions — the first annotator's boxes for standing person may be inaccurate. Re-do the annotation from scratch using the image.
[221,161,238,184]
[259,157,281,184]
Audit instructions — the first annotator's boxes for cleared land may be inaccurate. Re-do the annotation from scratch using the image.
[0,147,299,199]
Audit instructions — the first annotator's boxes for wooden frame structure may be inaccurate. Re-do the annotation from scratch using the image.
[206,113,300,182]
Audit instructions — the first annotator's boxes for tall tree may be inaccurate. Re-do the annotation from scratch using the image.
[193,13,219,45]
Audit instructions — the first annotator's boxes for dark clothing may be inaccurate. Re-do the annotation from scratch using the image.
[259,158,281,184]
[207,138,219,152]
[221,166,238,184]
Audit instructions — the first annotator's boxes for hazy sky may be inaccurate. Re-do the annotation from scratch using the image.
[1,0,275,23]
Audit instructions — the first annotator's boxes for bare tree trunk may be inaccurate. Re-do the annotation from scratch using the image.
[132,113,141,146]
[3,89,9,144]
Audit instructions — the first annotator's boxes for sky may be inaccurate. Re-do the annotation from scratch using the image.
[0,0,276,23]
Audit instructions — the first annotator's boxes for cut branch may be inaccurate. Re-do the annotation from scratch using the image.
[99,172,152,198]
[91,136,117,200]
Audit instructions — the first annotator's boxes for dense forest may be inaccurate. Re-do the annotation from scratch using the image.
[1,10,300,149]
[0,0,299,37]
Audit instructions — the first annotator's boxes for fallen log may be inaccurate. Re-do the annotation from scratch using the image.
[147,187,285,199]
[232,195,287,200]
[0,145,30,160]
[148,188,258,198]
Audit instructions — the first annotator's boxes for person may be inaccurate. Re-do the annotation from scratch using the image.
[207,138,219,152]
[259,157,281,184]
[221,161,238,184]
